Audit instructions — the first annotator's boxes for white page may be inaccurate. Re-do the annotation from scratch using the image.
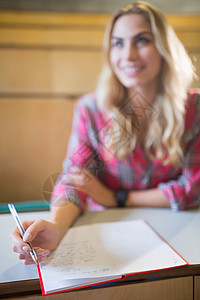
[93,220,187,275]
[39,219,187,294]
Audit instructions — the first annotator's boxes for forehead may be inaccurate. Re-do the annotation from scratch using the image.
[112,13,152,37]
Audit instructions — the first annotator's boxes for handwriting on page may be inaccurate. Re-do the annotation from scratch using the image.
[41,239,118,280]
[39,220,187,295]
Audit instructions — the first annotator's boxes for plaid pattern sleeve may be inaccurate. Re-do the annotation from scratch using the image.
[51,94,107,211]
[51,91,200,212]
[51,95,95,211]
[158,90,200,211]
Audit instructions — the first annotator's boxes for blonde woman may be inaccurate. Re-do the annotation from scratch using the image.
[10,1,200,264]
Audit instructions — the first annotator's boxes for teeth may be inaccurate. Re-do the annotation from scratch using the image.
[124,66,142,72]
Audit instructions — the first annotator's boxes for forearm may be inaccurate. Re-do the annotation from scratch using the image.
[91,185,170,209]
[49,201,81,242]
[68,168,170,209]
[80,177,170,209]
[126,188,170,208]
[91,185,116,208]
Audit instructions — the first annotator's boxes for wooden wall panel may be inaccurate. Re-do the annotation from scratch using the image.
[0,49,103,95]
[0,11,110,26]
[0,99,75,202]
[0,28,104,48]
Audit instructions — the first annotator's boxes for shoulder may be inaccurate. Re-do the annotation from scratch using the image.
[186,88,200,106]
[75,93,98,112]
[74,93,106,126]
[184,88,200,141]
[185,89,200,121]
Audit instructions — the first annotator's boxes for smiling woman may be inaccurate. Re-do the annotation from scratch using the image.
[96,2,195,163]
[9,1,200,265]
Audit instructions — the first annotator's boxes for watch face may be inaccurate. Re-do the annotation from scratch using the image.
[115,189,128,207]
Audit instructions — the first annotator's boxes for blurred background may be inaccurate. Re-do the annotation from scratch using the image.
[0,0,199,208]
[0,0,199,13]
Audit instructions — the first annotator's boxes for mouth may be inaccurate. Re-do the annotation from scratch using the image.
[122,66,145,76]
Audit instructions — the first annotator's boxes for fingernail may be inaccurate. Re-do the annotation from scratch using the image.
[23,232,32,242]
[41,251,50,257]
[22,246,30,253]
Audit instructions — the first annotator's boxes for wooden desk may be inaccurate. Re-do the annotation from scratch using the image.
[1,207,200,299]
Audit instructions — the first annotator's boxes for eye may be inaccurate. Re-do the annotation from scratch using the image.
[111,39,123,48]
[135,37,150,47]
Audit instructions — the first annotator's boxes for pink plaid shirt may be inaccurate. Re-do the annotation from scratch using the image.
[51,89,200,211]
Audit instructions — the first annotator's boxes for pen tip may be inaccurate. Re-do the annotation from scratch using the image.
[30,251,39,265]
[34,256,39,265]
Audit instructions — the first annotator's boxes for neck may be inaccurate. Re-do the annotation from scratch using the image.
[127,84,159,128]
[128,84,158,105]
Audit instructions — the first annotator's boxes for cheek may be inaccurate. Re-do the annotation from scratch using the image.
[152,54,162,74]
[146,48,162,68]
[109,49,119,69]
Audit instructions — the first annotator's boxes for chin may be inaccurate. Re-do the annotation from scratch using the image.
[122,81,140,89]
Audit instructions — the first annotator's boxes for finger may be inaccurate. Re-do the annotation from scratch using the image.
[77,168,92,180]
[69,165,81,174]
[19,251,50,261]
[23,219,46,243]
[9,229,29,255]
[9,220,35,253]
[23,250,50,265]
[23,258,38,265]
[23,254,48,265]
[22,219,55,251]
[22,246,50,256]
[22,220,34,231]
[35,248,50,256]
[18,253,33,260]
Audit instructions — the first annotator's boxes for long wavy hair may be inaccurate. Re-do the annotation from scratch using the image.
[96,1,194,165]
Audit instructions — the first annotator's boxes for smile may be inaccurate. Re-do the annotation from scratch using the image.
[123,66,145,75]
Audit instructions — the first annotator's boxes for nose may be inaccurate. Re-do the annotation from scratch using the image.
[123,43,138,60]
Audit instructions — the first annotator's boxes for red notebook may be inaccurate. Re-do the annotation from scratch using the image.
[37,219,188,296]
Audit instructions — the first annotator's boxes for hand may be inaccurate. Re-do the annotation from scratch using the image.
[68,167,116,207]
[9,219,60,265]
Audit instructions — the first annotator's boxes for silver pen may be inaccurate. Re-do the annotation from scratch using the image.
[8,203,39,265]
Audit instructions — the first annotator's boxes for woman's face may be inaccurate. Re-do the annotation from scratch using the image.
[110,13,162,94]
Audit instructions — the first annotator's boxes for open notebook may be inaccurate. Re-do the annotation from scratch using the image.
[37,219,188,295]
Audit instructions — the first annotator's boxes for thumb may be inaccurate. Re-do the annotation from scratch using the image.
[23,219,43,243]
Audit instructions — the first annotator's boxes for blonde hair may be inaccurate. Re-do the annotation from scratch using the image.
[96,1,195,165]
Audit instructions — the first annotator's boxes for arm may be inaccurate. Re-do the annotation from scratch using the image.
[48,201,81,241]
[157,91,200,211]
[68,167,170,208]
[9,96,96,264]
[126,188,170,208]
[51,95,101,212]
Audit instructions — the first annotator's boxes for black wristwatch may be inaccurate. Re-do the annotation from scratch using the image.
[114,189,128,207]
